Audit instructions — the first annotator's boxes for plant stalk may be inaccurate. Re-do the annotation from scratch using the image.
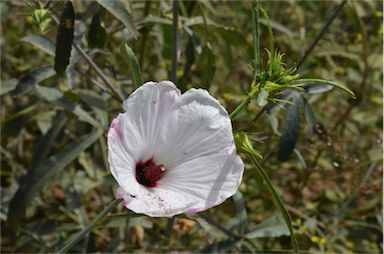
[251,0,260,80]
[171,0,179,82]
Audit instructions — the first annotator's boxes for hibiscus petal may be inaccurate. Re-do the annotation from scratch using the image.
[108,113,142,196]
[155,88,235,169]
[122,81,181,162]
[116,152,243,217]
[108,81,181,196]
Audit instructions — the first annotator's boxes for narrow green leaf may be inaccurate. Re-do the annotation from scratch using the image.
[96,0,137,38]
[200,44,215,90]
[277,96,301,161]
[237,135,298,252]
[303,84,332,94]
[179,33,197,91]
[245,215,290,239]
[13,66,56,97]
[7,129,102,233]
[267,113,279,134]
[248,155,299,252]
[21,34,55,56]
[294,78,355,98]
[54,1,75,75]
[78,89,108,111]
[57,199,122,253]
[233,191,248,235]
[302,98,316,135]
[294,149,307,169]
[30,112,67,170]
[138,15,172,26]
[0,79,17,95]
[121,43,143,90]
[198,238,241,253]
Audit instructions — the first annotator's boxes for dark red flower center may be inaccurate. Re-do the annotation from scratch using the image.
[135,158,166,188]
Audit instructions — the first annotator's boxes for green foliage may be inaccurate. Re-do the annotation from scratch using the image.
[121,43,143,90]
[32,8,52,33]
[1,0,382,253]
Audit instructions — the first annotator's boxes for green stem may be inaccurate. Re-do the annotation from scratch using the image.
[229,83,258,120]
[57,199,122,253]
[258,7,274,54]
[251,0,260,80]
[230,0,262,121]
[171,0,179,82]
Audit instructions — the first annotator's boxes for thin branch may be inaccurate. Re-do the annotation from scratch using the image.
[296,0,348,69]
[73,44,124,102]
[75,69,109,93]
[52,14,124,102]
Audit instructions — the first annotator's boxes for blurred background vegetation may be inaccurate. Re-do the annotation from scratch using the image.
[1,0,382,253]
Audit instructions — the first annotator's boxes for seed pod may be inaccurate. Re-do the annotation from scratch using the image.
[54,1,75,75]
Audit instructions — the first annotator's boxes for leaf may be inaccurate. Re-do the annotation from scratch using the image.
[302,98,316,135]
[7,129,102,233]
[104,216,152,229]
[138,15,172,26]
[33,85,100,127]
[13,66,56,97]
[198,238,241,253]
[233,191,248,235]
[242,151,299,252]
[121,43,143,90]
[20,34,55,56]
[294,149,307,169]
[57,199,122,253]
[179,33,197,91]
[30,112,67,170]
[54,1,75,75]
[277,96,301,161]
[294,78,355,98]
[96,0,137,38]
[235,132,262,159]
[245,215,290,238]
[200,44,215,90]
[33,84,62,101]
[88,11,107,49]
[0,79,17,95]
[32,8,52,33]
[78,89,108,111]
[303,84,333,94]
[267,113,279,135]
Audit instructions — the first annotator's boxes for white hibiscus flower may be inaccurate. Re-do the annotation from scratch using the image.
[108,81,244,217]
